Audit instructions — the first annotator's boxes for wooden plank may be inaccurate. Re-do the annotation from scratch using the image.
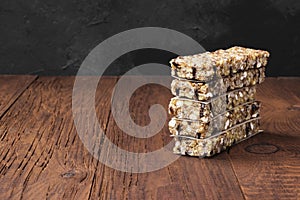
[228,78,300,200]
[0,75,37,118]
[88,76,244,200]
[0,76,117,199]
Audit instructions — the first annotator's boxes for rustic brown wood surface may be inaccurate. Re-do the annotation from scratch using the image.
[228,77,300,200]
[0,76,299,200]
[0,75,37,118]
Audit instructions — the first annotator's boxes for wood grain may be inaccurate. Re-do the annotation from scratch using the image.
[0,76,117,199]
[0,75,37,118]
[228,77,300,200]
[0,76,299,200]
[89,76,244,200]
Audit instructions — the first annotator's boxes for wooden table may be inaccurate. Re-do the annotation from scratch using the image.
[0,76,299,200]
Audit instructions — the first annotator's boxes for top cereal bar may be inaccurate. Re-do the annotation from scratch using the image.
[170,46,270,81]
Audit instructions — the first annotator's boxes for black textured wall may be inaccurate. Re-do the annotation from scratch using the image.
[0,0,299,76]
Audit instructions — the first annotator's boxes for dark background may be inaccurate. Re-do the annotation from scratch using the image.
[0,0,299,76]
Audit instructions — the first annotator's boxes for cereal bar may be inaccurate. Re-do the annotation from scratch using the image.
[169,95,260,120]
[169,101,260,138]
[172,118,261,157]
[171,68,263,101]
[170,46,269,81]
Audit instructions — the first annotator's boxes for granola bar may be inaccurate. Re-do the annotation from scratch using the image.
[171,68,263,101]
[169,94,260,120]
[170,46,270,81]
[171,85,256,114]
[169,101,260,138]
[172,118,261,157]
[171,77,226,101]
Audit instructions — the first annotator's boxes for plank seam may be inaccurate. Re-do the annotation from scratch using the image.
[87,77,119,200]
[0,76,38,121]
[227,154,247,200]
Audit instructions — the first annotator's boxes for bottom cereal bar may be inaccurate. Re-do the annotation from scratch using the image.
[172,118,261,157]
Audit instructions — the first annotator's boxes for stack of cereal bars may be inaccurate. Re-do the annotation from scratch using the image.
[168,46,270,157]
